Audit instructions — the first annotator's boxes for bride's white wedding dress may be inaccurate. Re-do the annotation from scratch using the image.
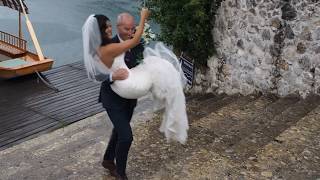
[82,15,188,144]
[111,43,188,144]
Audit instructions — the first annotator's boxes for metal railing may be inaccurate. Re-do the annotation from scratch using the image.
[0,31,27,51]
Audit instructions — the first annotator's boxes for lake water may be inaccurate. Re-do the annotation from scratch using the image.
[0,0,144,67]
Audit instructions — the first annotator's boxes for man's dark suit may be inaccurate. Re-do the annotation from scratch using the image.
[99,35,144,176]
[99,35,144,109]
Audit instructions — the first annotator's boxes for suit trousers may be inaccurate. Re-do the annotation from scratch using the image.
[103,106,135,176]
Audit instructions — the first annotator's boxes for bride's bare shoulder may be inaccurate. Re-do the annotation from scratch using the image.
[97,45,115,68]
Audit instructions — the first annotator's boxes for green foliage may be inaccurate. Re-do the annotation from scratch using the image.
[143,0,223,66]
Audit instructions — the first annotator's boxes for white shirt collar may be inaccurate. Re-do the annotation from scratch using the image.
[117,34,124,42]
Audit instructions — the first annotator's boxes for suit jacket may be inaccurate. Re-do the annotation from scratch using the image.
[98,35,144,109]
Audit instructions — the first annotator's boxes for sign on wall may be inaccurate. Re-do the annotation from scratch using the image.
[179,52,195,87]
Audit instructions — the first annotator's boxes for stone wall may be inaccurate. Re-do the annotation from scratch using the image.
[190,0,320,98]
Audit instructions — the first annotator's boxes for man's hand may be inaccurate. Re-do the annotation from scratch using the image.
[112,68,129,81]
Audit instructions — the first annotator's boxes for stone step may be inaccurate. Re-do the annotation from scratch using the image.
[131,93,248,146]
[186,93,232,124]
[229,95,320,162]
[157,95,281,179]
[233,103,320,179]
[189,93,264,124]
[127,94,262,179]
[192,95,300,160]
[0,115,109,179]
[127,94,320,179]
[144,95,320,179]
[186,95,275,152]
[169,103,320,180]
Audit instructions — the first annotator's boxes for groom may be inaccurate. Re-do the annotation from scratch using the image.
[112,13,144,68]
[99,12,144,180]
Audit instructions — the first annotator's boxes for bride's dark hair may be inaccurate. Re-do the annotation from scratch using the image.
[94,14,112,46]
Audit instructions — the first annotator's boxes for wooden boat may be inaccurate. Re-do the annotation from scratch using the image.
[0,0,53,79]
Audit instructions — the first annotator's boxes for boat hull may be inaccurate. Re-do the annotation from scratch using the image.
[0,51,54,79]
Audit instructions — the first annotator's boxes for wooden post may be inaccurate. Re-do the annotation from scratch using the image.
[19,11,22,39]
[18,0,44,60]
[18,11,22,48]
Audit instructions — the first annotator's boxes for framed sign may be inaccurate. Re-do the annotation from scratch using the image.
[179,52,195,87]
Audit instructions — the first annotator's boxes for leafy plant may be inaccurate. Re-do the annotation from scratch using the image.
[143,0,223,66]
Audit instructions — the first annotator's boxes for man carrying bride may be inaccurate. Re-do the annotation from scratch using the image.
[82,8,188,180]
[99,11,146,180]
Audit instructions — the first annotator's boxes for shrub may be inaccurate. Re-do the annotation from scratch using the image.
[143,0,223,66]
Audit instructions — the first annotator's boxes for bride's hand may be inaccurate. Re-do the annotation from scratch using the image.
[112,68,129,80]
[141,8,150,21]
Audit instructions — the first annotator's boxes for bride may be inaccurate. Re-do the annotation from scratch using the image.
[82,8,188,144]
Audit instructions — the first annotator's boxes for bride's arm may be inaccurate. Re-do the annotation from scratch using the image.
[99,8,150,68]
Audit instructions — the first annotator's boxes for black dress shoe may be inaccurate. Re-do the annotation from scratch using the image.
[101,160,117,177]
[115,174,128,180]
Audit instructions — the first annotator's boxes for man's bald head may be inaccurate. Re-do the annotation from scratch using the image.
[117,13,134,25]
[117,13,135,40]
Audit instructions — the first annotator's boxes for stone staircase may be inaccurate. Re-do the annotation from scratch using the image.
[0,93,319,180]
[128,93,320,180]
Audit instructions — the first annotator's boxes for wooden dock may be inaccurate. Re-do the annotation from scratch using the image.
[0,62,104,150]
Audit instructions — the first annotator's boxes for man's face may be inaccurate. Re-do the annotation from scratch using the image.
[117,17,135,41]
